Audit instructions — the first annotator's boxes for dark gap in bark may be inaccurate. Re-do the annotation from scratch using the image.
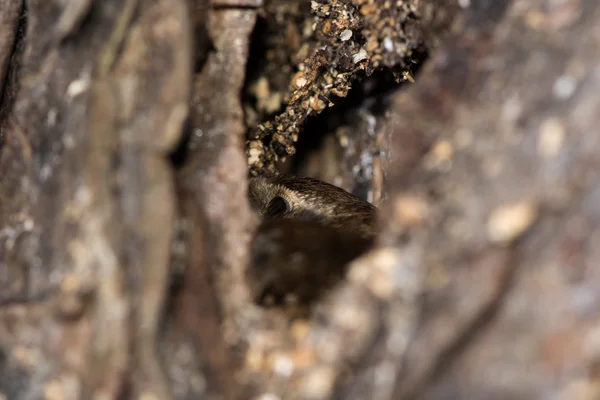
[289,69,403,176]
[242,14,266,107]
[241,14,283,126]
[288,46,429,179]
[169,23,214,168]
[169,118,193,168]
[0,1,27,150]
[193,23,215,74]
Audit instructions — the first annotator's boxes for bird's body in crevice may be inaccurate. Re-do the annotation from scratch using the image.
[247,174,378,307]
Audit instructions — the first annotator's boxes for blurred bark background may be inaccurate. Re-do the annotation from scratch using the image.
[1,0,599,399]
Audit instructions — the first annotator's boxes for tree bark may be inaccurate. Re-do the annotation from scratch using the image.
[1,0,599,399]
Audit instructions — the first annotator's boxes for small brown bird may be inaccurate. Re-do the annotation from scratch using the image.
[247,174,378,307]
[248,174,377,240]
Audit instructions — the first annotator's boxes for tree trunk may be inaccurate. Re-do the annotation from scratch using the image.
[1,0,599,399]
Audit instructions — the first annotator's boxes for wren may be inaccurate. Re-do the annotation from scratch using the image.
[248,174,377,240]
[247,174,378,307]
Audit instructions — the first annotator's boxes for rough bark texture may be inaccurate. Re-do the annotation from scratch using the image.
[0,0,599,399]
[168,6,257,400]
[1,0,191,398]
[389,0,600,398]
